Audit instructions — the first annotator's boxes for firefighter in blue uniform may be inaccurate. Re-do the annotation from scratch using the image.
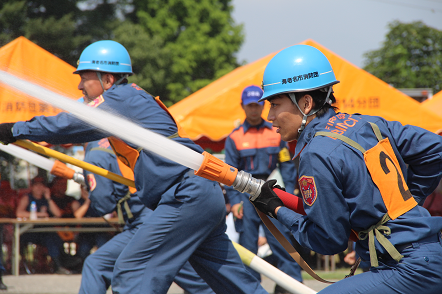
[224,85,302,294]
[251,44,442,293]
[79,138,214,294]
[0,40,267,294]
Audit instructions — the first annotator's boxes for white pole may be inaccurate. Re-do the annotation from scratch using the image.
[233,242,317,294]
[0,144,55,172]
[0,70,204,171]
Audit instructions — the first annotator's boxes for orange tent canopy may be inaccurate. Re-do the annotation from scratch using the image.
[0,37,82,123]
[170,39,442,143]
[421,90,442,116]
[421,90,442,135]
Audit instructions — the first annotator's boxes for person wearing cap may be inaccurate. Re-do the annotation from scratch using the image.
[224,85,302,294]
[251,44,442,293]
[0,40,267,294]
[15,176,71,274]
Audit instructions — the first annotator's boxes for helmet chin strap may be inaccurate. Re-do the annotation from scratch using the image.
[115,74,129,85]
[96,72,106,93]
[96,72,129,92]
[288,86,333,136]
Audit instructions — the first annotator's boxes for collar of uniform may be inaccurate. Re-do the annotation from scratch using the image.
[242,119,271,133]
[293,108,337,158]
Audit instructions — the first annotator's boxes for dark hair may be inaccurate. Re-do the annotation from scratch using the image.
[49,176,67,188]
[112,73,128,83]
[98,72,128,84]
[31,176,46,186]
[291,89,338,117]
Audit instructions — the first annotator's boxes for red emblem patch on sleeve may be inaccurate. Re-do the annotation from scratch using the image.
[298,175,317,206]
[87,95,105,108]
[87,174,97,192]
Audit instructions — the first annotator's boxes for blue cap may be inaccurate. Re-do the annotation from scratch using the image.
[241,85,264,105]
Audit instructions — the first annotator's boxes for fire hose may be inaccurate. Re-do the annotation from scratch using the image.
[0,142,84,184]
[10,139,316,294]
[0,70,352,285]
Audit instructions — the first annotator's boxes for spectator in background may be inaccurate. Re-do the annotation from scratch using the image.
[224,85,302,294]
[15,176,70,274]
[49,177,75,218]
[16,176,62,219]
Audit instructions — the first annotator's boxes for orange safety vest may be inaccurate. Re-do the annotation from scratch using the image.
[315,122,417,267]
[108,96,187,178]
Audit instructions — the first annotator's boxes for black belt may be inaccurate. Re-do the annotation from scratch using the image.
[395,233,441,253]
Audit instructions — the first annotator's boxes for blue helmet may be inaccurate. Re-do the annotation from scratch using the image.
[74,40,133,75]
[259,45,339,101]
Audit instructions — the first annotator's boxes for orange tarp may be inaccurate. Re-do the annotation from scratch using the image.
[421,90,442,116]
[421,91,442,135]
[0,37,82,123]
[170,39,442,142]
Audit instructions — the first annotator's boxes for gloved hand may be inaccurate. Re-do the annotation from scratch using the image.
[0,123,16,144]
[250,179,284,218]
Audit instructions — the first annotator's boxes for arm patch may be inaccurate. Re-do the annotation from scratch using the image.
[278,147,291,162]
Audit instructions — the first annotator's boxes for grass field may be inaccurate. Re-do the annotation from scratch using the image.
[301,268,363,280]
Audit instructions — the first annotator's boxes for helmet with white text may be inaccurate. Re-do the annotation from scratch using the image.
[260,45,340,134]
[259,44,338,101]
[74,40,132,75]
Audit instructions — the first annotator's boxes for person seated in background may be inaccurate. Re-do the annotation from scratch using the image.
[15,176,70,274]
[72,185,113,263]
[49,177,76,218]
[16,176,62,219]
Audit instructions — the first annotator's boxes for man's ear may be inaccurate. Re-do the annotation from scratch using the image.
[303,94,314,115]
[103,73,115,90]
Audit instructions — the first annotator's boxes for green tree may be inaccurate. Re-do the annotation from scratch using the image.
[1,0,244,105]
[0,0,86,64]
[363,21,442,94]
[118,0,244,105]
[0,0,126,65]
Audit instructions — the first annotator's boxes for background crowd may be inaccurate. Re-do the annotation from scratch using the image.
[0,175,115,278]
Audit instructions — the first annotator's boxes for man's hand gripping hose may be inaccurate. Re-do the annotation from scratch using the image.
[194,151,305,214]
[194,151,357,242]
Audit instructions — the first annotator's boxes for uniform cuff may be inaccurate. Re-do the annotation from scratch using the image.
[277,206,303,228]
[12,121,29,137]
